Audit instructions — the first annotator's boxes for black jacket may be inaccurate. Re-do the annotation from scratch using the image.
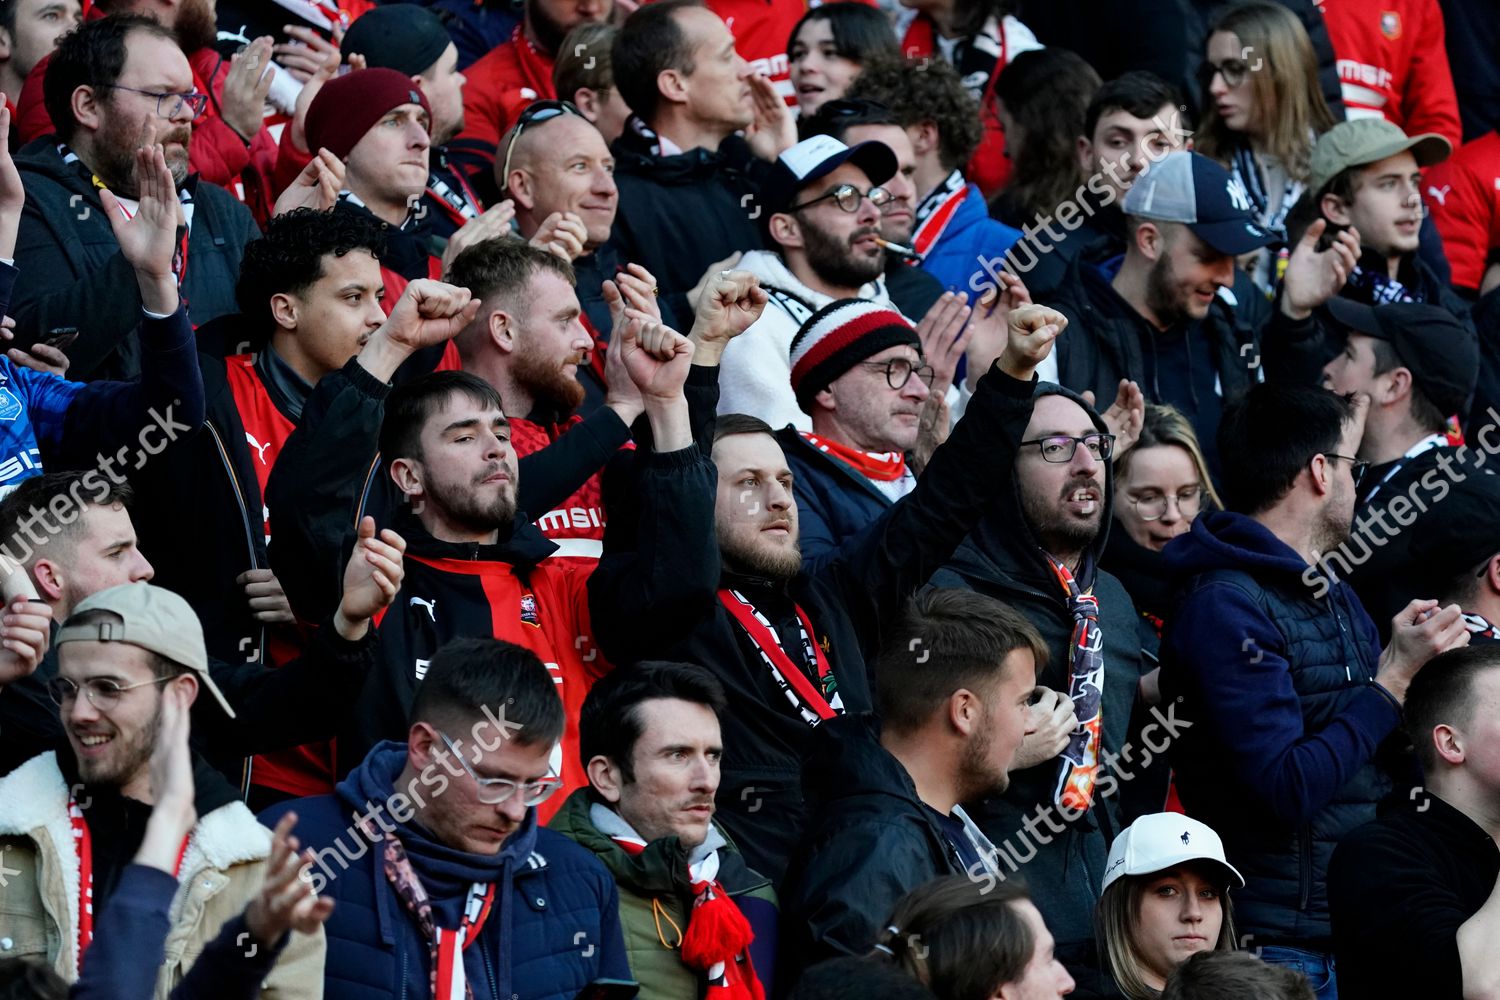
[781,715,971,977]
[589,361,1039,885]
[1011,193,1128,302]
[1043,254,1270,481]
[1330,792,1500,999]
[929,384,1148,998]
[776,425,892,575]
[11,139,259,380]
[606,124,772,322]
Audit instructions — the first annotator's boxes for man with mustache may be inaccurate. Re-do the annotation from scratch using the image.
[717,133,902,430]
[551,660,778,999]
[931,381,1151,996]
[11,14,261,380]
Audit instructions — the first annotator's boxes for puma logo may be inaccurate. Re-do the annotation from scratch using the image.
[245,432,271,465]
[409,596,437,621]
[1428,184,1451,205]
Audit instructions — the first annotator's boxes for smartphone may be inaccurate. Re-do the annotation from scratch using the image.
[42,328,79,352]
[571,980,639,1000]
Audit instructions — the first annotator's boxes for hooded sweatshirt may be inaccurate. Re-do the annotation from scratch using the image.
[261,743,630,1000]
[1159,510,1403,947]
[929,382,1149,996]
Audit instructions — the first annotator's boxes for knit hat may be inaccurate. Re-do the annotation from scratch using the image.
[305,68,432,161]
[789,298,920,413]
[341,4,452,76]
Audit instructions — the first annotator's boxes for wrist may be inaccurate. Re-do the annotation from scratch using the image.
[138,274,179,316]
[356,331,412,384]
[332,607,368,641]
[690,339,727,367]
[996,351,1035,382]
[1280,297,1312,321]
[605,397,645,426]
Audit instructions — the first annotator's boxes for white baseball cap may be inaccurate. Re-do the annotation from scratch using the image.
[1101,813,1244,894]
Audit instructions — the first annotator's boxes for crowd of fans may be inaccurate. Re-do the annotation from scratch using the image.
[0,0,1496,997]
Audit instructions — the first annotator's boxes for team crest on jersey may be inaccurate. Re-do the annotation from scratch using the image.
[520,592,540,627]
[0,389,22,423]
[1380,11,1401,39]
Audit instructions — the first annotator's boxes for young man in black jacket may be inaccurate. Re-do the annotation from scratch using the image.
[1330,643,1500,998]
[783,588,1042,974]
[588,295,1066,885]
[13,15,260,380]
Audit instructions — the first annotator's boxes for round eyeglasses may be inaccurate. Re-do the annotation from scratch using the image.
[790,183,892,213]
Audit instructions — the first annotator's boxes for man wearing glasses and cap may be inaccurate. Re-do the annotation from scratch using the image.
[261,636,632,1000]
[0,583,326,996]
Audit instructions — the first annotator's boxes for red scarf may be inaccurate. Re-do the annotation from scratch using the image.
[718,589,842,724]
[610,836,764,1000]
[800,431,907,482]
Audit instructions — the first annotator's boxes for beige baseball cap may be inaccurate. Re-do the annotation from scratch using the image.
[1309,118,1451,196]
[56,583,234,719]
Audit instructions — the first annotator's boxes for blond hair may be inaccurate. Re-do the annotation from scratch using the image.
[1096,872,1238,999]
[1114,404,1223,512]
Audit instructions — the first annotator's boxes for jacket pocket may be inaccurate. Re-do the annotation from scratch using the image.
[1296,823,1313,911]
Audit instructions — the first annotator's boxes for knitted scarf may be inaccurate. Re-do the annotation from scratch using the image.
[1049,555,1105,813]
[800,431,908,482]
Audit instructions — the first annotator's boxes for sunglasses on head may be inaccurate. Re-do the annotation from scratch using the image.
[500,100,586,183]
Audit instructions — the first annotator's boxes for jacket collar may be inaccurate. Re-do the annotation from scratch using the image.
[392,504,559,569]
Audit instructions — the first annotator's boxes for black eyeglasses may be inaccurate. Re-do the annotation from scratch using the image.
[97,85,208,120]
[48,675,174,710]
[790,183,892,213]
[1197,58,1251,90]
[1323,453,1370,486]
[1020,433,1116,464]
[499,100,585,183]
[856,358,934,391]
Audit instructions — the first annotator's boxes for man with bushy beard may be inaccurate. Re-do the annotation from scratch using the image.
[590,293,1068,885]
[12,14,260,380]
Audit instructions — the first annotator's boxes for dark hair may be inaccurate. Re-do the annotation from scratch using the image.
[1366,337,1448,434]
[0,957,68,1000]
[786,2,900,70]
[876,589,1047,734]
[844,54,983,171]
[379,371,507,464]
[788,957,939,1000]
[1161,951,1315,1000]
[1404,644,1500,774]
[409,636,565,746]
[612,0,701,125]
[990,48,1102,225]
[0,471,134,569]
[712,412,777,444]
[1216,382,1355,515]
[579,661,726,782]
[797,97,899,143]
[1083,70,1184,142]
[554,22,618,98]
[876,876,1038,1000]
[445,236,575,303]
[44,14,175,143]
[236,208,387,332]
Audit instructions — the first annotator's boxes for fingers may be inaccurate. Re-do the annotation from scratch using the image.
[9,346,67,375]
[357,515,376,542]
[238,568,275,585]
[1079,390,1096,407]
[1300,218,1327,249]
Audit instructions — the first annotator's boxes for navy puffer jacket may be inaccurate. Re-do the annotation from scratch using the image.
[260,743,631,1000]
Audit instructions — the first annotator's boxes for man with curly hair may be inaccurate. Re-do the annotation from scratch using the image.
[844,55,1023,299]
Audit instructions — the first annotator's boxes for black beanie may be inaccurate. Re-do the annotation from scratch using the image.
[341,3,452,76]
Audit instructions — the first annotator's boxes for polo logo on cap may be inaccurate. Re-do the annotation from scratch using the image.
[1181,831,1191,845]
[1226,177,1252,212]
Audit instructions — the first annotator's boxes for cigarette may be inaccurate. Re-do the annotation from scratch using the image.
[875,237,921,261]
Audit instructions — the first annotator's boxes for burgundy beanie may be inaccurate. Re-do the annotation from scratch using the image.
[789,298,921,413]
[305,68,432,161]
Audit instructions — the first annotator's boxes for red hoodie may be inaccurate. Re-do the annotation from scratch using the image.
[1423,131,1500,291]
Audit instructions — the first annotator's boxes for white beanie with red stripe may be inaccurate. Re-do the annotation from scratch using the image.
[788,298,921,414]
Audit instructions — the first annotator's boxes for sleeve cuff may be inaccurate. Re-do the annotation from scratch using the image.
[641,443,708,471]
[343,356,395,400]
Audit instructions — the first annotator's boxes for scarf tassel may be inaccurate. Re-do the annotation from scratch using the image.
[681,884,753,970]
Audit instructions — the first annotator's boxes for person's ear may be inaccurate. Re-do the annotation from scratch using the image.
[907,121,939,159]
[32,559,63,602]
[949,688,979,736]
[657,66,690,108]
[1321,192,1353,227]
[505,167,534,212]
[71,84,104,134]
[269,292,299,332]
[1134,221,1164,261]
[769,211,801,249]
[0,26,14,62]
[1432,722,1464,766]
[586,755,626,804]
[574,86,602,122]
[1309,453,1334,498]
[407,721,441,772]
[1075,134,1093,175]
[1381,366,1413,408]
[489,309,517,354]
[389,456,424,500]
[813,385,836,414]
[1483,553,1500,596]
[170,671,199,709]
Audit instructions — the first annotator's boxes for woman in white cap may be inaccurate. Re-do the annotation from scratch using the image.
[1095,813,1244,998]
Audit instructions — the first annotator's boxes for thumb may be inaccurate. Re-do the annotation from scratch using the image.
[1079,390,1096,407]
[1301,217,1327,249]
[357,515,376,542]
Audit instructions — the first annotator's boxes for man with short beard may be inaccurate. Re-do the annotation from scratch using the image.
[718,133,902,429]
[782,588,1043,974]
[12,14,261,380]
[590,296,1066,884]
[1047,150,1276,479]
[1161,381,1469,989]
[931,382,1152,996]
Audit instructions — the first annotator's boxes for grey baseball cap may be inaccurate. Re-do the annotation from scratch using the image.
[1309,118,1451,195]
[56,583,234,719]
[1122,150,1277,255]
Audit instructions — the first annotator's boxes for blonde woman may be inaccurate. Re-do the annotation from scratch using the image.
[1195,1,1337,291]
[1096,814,1243,999]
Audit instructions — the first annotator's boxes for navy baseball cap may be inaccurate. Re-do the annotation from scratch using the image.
[1123,151,1277,256]
[763,135,898,216]
[1325,297,1478,417]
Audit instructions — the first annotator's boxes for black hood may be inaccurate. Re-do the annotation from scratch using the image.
[390,502,558,572]
[943,381,1115,599]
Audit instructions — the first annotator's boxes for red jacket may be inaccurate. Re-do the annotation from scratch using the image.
[450,25,555,183]
[901,14,1013,196]
[1317,0,1462,147]
[1423,131,1500,291]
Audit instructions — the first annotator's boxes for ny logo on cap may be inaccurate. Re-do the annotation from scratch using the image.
[1226,177,1252,212]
